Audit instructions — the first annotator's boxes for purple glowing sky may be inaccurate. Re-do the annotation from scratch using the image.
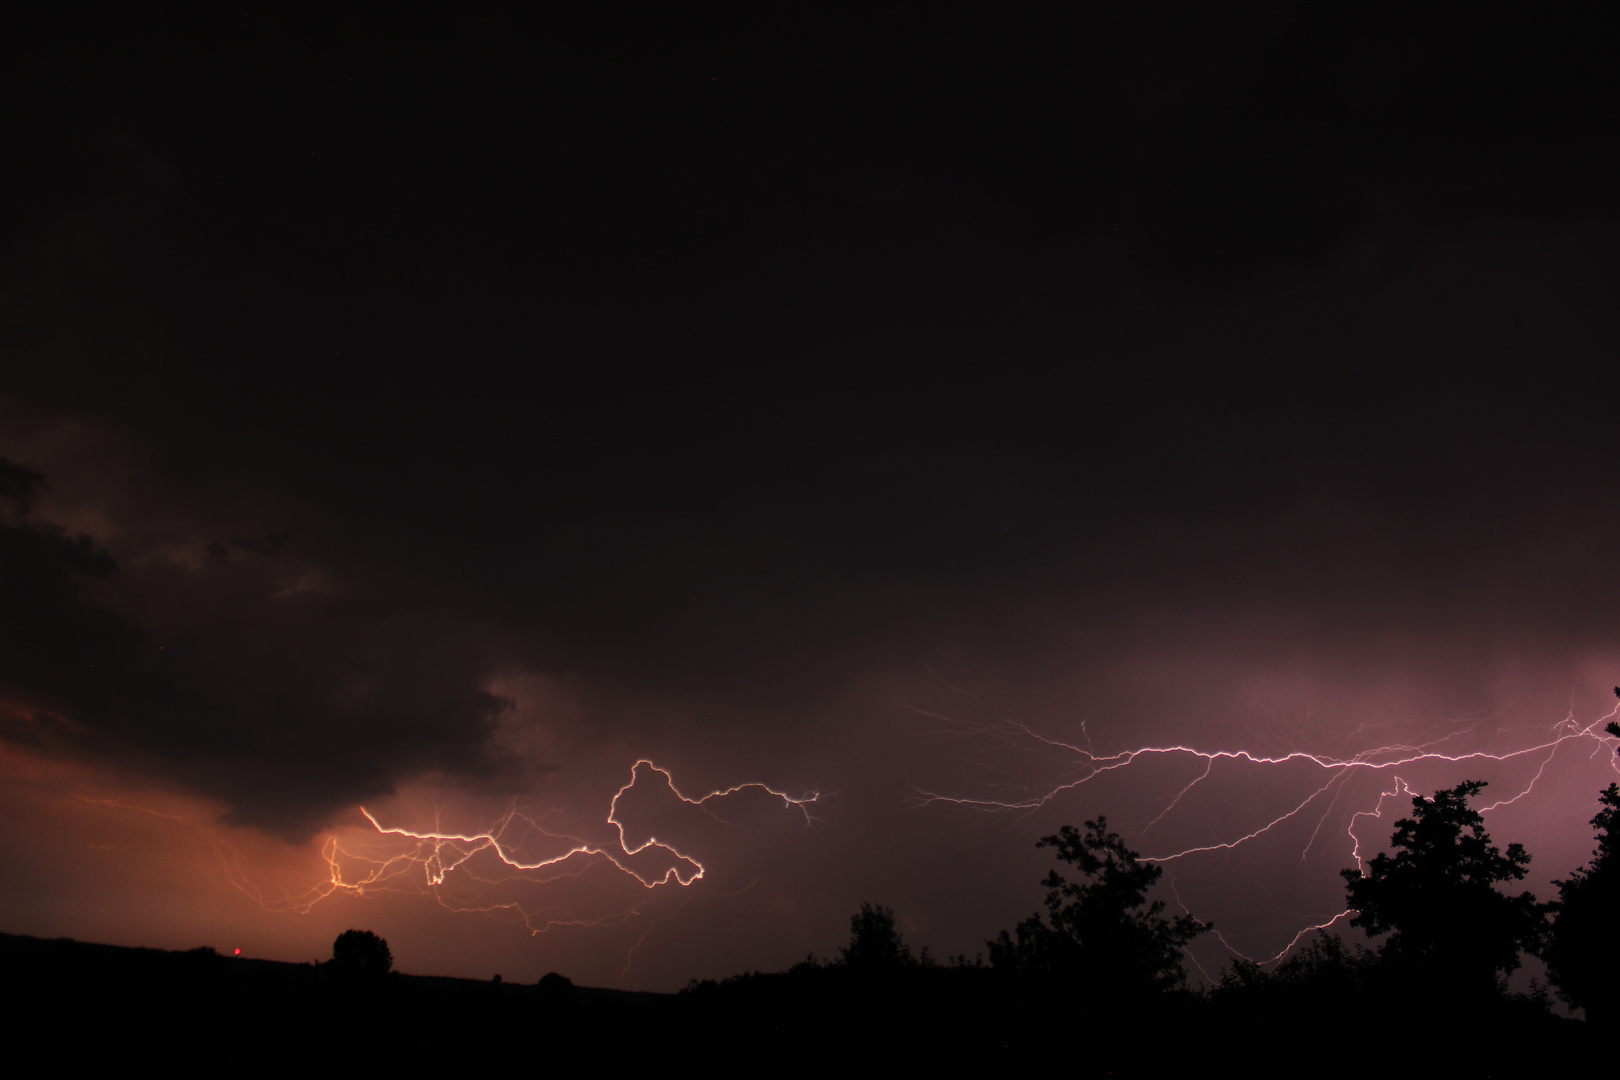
[2,9,1618,990]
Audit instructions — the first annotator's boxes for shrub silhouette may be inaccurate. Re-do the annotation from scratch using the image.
[330,929,392,980]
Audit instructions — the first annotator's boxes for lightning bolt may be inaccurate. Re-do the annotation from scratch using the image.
[66,756,818,977]
[341,758,816,891]
[916,691,1620,970]
[259,758,821,968]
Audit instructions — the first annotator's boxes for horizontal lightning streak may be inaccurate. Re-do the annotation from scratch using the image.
[916,711,1620,863]
[355,758,818,892]
[919,698,1620,967]
[70,755,819,976]
[288,758,822,955]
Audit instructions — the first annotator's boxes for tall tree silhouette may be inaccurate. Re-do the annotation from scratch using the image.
[1342,780,1544,992]
[1543,709,1620,1026]
[989,817,1206,996]
[839,902,916,969]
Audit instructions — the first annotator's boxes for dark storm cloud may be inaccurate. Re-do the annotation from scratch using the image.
[0,459,47,513]
[3,8,1617,838]
[0,459,511,834]
[228,531,292,557]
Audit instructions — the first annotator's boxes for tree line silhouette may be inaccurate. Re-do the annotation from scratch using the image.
[4,708,1615,1073]
[676,701,1620,1072]
[796,710,1619,1021]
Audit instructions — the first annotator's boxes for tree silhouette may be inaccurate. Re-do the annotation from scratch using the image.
[989,817,1206,996]
[839,902,916,969]
[1220,930,1378,994]
[330,929,393,980]
[1342,780,1544,992]
[1543,713,1620,1026]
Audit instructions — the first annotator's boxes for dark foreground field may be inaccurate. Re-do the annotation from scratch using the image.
[0,931,1600,1075]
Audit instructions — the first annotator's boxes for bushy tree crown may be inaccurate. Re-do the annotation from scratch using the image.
[331,929,393,979]
[1342,780,1544,989]
[989,817,1206,995]
[840,902,918,969]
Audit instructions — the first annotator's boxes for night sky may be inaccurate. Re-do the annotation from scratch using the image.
[4,9,1619,990]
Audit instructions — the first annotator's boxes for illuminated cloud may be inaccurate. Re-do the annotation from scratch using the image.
[3,9,1618,991]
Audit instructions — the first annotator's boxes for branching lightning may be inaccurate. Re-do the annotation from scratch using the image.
[915,692,1620,970]
[249,758,819,947]
[67,753,819,977]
